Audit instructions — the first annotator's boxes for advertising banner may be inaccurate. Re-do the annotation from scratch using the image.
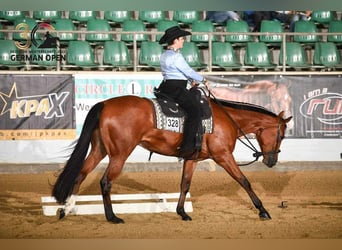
[208,75,342,138]
[75,74,341,139]
[75,73,163,135]
[289,76,341,138]
[0,74,75,140]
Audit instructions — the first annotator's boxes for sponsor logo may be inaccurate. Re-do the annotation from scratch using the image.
[300,88,342,125]
[0,83,69,119]
[12,22,66,63]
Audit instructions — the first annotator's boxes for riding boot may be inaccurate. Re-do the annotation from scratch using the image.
[178,117,201,159]
[178,137,196,158]
[194,123,204,152]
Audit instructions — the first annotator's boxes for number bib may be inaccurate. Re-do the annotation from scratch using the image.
[165,117,183,132]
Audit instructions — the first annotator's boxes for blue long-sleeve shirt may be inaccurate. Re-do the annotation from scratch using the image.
[160,49,204,82]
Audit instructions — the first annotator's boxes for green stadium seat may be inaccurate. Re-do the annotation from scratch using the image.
[259,20,283,47]
[0,40,25,68]
[279,42,310,70]
[53,19,77,43]
[103,41,132,68]
[66,41,98,68]
[139,11,165,25]
[13,17,38,41]
[85,19,112,43]
[33,11,62,21]
[121,19,148,43]
[156,20,179,42]
[211,42,241,70]
[139,41,163,69]
[311,11,335,25]
[293,20,319,46]
[327,20,342,45]
[104,11,131,25]
[30,40,57,68]
[173,11,200,25]
[191,20,216,45]
[244,42,276,70]
[69,11,96,23]
[180,42,206,70]
[0,11,25,22]
[225,20,252,46]
[313,42,342,69]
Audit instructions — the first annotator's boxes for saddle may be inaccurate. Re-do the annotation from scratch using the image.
[151,86,213,134]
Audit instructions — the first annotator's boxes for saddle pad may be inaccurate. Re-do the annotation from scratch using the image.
[151,99,213,134]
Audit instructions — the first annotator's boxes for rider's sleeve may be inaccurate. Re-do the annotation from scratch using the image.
[174,54,205,82]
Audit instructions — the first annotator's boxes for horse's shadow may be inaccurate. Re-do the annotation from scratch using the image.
[79,172,161,195]
[213,170,296,207]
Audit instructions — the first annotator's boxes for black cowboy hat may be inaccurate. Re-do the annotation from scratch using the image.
[159,26,191,45]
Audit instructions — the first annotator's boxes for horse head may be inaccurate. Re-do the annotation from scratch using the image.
[255,111,292,168]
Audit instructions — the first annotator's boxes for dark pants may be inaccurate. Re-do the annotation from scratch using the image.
[157,80,201,150]
[252,11,272,32]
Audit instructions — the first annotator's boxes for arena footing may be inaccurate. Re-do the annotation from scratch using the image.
[0,161,340,174]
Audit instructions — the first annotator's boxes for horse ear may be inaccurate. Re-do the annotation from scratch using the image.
[278,111,285,118]
[278,111,292,123]
[284,116,293,123]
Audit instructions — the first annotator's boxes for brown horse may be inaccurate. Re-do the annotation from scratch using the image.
[52,93,292,223]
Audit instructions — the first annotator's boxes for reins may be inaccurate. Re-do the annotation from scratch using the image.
[205,87,264,166]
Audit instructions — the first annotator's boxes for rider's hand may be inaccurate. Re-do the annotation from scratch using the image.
[191,81,199,87]
[203,79,209,89]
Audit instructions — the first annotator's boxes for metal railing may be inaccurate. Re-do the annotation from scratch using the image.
[1,28,342,74]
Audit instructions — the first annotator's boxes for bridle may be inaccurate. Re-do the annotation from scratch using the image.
[256,123,282,158]
[235,120,282,166]
[207,87,282,166]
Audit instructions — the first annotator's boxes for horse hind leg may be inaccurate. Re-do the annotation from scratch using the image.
[100,157,126,224]
[60,151,105,219]
[177,160,197,221]
[60,131,107,219]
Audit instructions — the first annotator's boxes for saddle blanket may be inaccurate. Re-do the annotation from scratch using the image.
[151,98,213,134]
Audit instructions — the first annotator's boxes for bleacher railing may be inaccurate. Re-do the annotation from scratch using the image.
[0,28,342,74]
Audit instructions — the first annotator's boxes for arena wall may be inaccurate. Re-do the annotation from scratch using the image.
[0,71,340,164]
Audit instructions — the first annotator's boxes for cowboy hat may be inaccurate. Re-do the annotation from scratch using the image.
[159,26,191,45]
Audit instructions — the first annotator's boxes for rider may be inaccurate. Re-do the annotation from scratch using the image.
[157,25,209,159]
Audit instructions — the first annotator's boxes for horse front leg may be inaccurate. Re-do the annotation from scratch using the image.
[215,155,271,220]
[177,160,197,221]
[238,174,271,220]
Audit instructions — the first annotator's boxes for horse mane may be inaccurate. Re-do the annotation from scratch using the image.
[212,98,278,118]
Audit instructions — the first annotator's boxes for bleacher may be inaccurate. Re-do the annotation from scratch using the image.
[0,10,341,72]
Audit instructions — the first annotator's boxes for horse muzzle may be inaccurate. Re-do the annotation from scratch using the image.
[262,150,281,168]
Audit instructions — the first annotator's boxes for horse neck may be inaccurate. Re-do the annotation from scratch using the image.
[226,107,276,135]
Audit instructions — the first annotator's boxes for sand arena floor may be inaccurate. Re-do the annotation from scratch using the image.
[0,163,341,239]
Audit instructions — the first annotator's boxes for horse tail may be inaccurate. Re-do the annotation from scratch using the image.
[52,102,104,204]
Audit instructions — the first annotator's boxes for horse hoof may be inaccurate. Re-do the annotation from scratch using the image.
[259,211,272,220]
[182,215,192,221]
[58,208,65,220]
[109,217,125,224]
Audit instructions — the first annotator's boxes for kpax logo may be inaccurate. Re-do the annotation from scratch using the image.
[0,83,69,119]
[299,88,342,125]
